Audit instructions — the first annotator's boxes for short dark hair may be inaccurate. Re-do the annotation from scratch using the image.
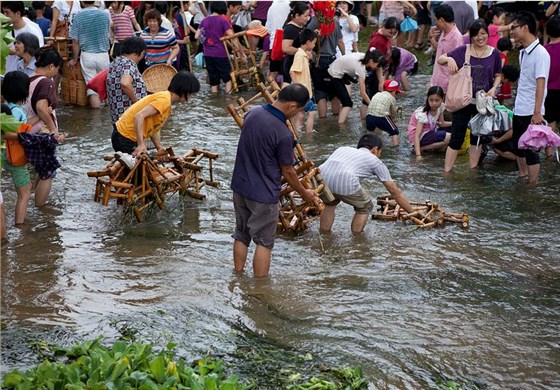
[1,1,25,16]
[121,36,146,55]
[144,9,162,26]
[546,15,560,38]
[34,46,62,67]
[31,1,46,11]
[299,28,317,45]
[1,71,30,104]
[513,11,538,36]
[434,4,454,23]
[383,16,399,31]
[15,32,40,56]
[210,1,228,15]
[497,37,512,52]
[168,71,200,99]
[484,6,506,26]
[277,83,309,108]
[357,133,383,150]
[154,1,168,15]
[502,65,520,83]
[227,1,243,8]
[468,19,489,38]
[361,48,386,68]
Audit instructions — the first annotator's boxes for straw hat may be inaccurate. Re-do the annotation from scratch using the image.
[142,64,177,94]
[247,20,269,38]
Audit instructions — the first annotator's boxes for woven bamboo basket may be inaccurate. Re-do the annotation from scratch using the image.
[45,37,72,60]
[61,78,88,106]
[62,61,85,81]
[142,64,177,94]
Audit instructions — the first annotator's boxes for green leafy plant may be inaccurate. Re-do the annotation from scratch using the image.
[2,338,247,390]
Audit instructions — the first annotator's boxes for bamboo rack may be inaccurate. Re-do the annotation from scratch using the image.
[372,195,469,228]
[220,31,262,92]
[227,78,334,233]
[87,148,220,222]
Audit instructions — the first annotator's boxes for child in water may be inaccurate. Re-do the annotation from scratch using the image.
[408,86,452,160]
[366,79,403,146]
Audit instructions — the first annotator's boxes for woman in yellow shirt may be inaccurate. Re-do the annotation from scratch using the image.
[112,71,200,156]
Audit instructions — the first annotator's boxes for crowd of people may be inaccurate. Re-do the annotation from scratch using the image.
[1,1,559,278]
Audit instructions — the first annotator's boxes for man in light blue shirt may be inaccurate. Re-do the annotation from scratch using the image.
[69,1,110,108]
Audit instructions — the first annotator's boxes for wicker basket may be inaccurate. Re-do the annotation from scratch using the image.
[61,77,88,106]
[142,64,177,94]
[62,61,85,81]
[45,37,72,60]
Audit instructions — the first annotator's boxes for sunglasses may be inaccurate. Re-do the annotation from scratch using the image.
[510,24,523,30]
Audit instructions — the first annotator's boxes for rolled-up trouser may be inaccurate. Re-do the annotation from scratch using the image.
[80,51,110,96]
[448,104,478,150]
[512,114,540,165]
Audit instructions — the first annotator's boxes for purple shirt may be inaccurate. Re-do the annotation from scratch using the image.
[231,104,295,204]
[448,45,502,97]
[252,2,272,21]
[394,47,417,83]
[545,41,560,90]
[199,15,231,58]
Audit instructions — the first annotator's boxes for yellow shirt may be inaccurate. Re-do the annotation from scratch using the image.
[116,91,172,141]
[290,48,313,97]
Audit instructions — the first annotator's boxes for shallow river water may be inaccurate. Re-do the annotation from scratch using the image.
[1,73,559,389]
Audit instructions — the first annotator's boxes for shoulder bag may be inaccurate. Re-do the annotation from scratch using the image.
[446,45,472,113]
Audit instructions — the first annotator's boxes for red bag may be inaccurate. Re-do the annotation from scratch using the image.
[86,69,108,101]
[270,29,285,61]
[5,123,31,167]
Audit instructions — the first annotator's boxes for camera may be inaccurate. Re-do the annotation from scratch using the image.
[335,9,342,17]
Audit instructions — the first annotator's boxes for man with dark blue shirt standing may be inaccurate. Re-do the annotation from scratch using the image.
[231,83,319,278]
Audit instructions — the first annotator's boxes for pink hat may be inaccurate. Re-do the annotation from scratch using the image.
[383,79,403,93]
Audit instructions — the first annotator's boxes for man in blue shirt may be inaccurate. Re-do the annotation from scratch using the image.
[231,83,318,278]
[69,1,110,108]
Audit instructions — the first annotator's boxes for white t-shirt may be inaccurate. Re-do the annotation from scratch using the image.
[265,0,291,46]
[514,39,551,116]
[328,52,367,80]
[320,147,393,196]
[4,19,45,74]
[161,16,175,37]
[52,0,81,24]
[337,15,359,58]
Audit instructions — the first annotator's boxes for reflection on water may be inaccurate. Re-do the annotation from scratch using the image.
[1,73,559,388]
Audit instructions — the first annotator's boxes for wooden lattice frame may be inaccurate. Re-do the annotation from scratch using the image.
[227,79,333,232]
[220,31,262,93]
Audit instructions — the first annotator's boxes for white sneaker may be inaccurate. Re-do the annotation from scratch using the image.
[476,90,487,115]
[424,46,434,55]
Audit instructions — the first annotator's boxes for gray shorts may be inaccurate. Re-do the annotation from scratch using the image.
[321,187,373,214]
[232,192,278,249]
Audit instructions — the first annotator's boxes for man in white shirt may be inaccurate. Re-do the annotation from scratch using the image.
[510,11,551,184]
[1,2,45,74]
[319,134,414,234]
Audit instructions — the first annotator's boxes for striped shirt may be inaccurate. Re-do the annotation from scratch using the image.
[319,147,393,196]
[140,27,177,66]
[109,5,136,42]
[367,91,398,117]
[70,7,110,53]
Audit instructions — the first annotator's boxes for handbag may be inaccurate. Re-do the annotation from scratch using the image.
[5,123,32,167]
[400,16,418,32]
[446,45,472,113]
[270,29,285,61]
[518,122,560,152]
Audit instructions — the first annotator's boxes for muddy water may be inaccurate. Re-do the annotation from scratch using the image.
[1,73,559,388]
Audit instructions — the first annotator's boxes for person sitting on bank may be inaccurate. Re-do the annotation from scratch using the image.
[319,133,414,234]
[112,71,200,157]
